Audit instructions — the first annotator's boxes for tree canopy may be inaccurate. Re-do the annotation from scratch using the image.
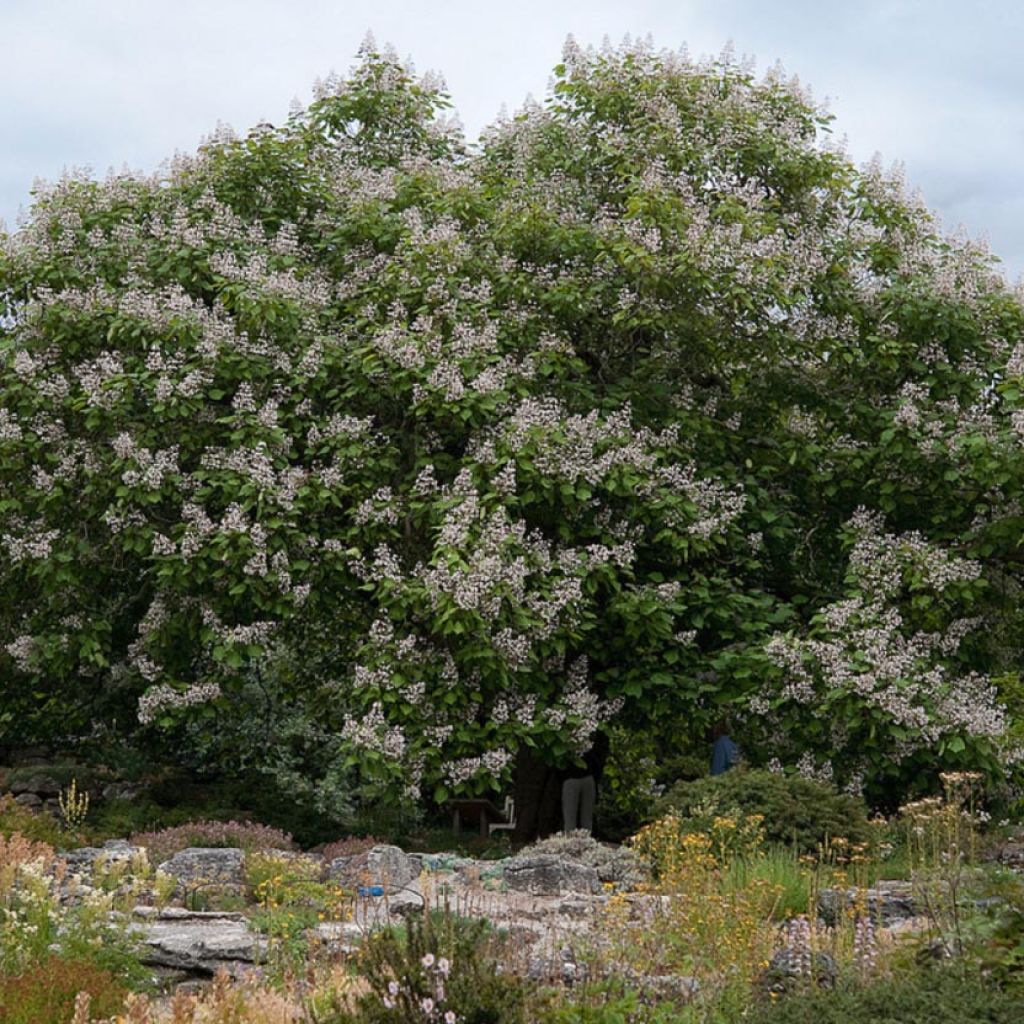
[2,38,1023,818]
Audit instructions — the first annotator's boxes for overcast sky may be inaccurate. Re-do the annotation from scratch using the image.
[2,1,1022,277]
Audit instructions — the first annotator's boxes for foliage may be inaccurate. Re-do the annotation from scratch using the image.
[0,838,144,981]
[592,725,664,840]
[75,971,305,1023]
[534,983,686,1023]
[130,818,295,863]
[898,771,984,957]
[722,847,813,920]
[246,852,351,978]
[86,772,338,847]
[315,909,528,1024]
[0,829,56,898]
[0,794,64,846]
[0,955,129,1024]
[590,812,892,1017]
[967,880,1024,991]
[744,966,1021,1024]
[634,809,767,874]
[659,769,872,853]
[603,821,781,1008]
[2,35,1023,813]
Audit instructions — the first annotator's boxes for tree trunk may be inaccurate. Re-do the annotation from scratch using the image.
[513,747,562,841]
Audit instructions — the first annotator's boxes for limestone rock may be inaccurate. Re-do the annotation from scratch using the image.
[998,841,1024,868]
[527,945,588,985]
[504,855,600,896]
[132,909,264,976]
[818,882,916,927]
[328,844,416,891]
[102,782,144,802]
[63,839,144,877]
[157,847,246,889]
[315,920,363,954]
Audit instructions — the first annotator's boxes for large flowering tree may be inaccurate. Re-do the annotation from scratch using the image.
[2,38,1022,814]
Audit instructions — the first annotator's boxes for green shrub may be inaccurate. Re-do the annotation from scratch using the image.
[246,852,349,979]
[0,764,96,791]
[0,956,129,1024]
[535,983,687,1023]
[315,910,528,1024]
[0,795,64,846]
[658,769,871,854]
[745,966,1020,1024]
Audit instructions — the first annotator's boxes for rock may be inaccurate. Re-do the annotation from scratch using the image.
[63,839,144,876]
[418,852,475,874]
[386,889,424,918]
[884,914,931,937]
[557,896,599,919]
[315,920,363,954]
[327,854,352,879]
[9,774,61,796]
[505,924,542,947]
[998,841,1024,868]
[504,855,600,896]
[157,848,246,890]
[368,845,417,889]
[13,792,42,808]
[316,920,363,942]
[328,845,416,891]
[455,859,506,891]
[148,967,197,990]
[818,882,916,927]
[102,782,144,802]
[172,979,209,997]
[132,909,264,976]
[617,970,700,1001]
[527,945,588,986]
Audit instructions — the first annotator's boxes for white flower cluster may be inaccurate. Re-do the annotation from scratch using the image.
[138,681,222,724]
[442,747,513,786]
[763,512,1005,770]
[341,701,407,760]
[2,521,60,562]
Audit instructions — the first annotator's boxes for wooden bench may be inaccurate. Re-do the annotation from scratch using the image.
[448,797,516,837]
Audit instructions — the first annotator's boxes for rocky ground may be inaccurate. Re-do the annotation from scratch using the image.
[58,837,942,996]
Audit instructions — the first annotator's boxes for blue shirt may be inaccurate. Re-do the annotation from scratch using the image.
[710,735,739,776]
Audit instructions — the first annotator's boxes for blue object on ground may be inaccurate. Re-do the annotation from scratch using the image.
[358,885,385,897]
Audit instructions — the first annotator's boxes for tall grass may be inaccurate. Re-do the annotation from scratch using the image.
[722,845,812,919]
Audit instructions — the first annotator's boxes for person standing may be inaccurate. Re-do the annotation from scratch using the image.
[562,731,608,833]
[710,722,740,776]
